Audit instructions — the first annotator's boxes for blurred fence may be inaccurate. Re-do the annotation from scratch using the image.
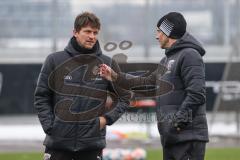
[0,0,240,58]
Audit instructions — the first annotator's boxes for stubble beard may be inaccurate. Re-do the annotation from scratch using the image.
[161,38,169,49]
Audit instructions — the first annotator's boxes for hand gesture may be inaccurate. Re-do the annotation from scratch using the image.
[99,64,117,81]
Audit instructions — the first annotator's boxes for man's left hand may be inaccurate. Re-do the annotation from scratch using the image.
[99,116,107,130]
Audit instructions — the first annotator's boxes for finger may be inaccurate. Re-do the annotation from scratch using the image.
[98,66,107,74]
[99,65,107,72]
[100,64,107,68]
[102,64,110,70]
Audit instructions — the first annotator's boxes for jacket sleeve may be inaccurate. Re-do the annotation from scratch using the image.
[116,71,157,90]
[115,62,168,91]
[176,49,206,122]
[115,63,168,99]
[103,61,167,125]
[34,54,55,134]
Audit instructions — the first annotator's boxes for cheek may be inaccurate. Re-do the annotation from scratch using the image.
[156,33,161,39]
[159,36,165,42]
[162,35,168,41]
[78,34,87,41]
[93,35,98,40]
[75,36,82,43]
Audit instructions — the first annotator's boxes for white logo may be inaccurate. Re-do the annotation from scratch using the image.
[166,59,175,74]
[91,77,103,81]
[43,153,51,160]
[92,66,99,76]
[64,75,72,80]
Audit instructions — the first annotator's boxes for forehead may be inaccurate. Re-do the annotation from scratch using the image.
[80,25,99,32]
[156,27,161,32]
[156,27,166,36]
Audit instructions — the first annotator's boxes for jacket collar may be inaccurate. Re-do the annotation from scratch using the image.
[64,37,102,57]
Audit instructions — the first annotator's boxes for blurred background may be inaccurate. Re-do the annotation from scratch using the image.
[0,0,240,159]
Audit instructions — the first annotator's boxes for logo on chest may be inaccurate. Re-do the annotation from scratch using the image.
[166,59,175,74]
[64,75,72,80]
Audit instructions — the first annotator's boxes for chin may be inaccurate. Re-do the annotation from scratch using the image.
[161,45,167,49]
[85,45,94,49]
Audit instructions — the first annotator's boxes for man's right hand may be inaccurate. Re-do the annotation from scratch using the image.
[99,64,118,81]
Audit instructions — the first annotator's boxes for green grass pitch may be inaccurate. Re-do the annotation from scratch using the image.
[0,148,240,160]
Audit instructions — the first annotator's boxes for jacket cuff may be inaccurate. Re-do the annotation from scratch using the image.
[103,115,113,126]
[44,125,53,135]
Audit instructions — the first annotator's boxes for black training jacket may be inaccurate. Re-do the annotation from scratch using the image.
[157,32,209,146]
[34,38,129,151]
[116,32,209,146]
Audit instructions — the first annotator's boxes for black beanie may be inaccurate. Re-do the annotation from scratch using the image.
[157,12,186,39]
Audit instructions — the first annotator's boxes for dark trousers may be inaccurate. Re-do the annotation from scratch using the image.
[44,147,102,160]
[162,141,206,160]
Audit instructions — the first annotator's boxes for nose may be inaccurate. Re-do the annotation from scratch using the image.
[156,32,160,40]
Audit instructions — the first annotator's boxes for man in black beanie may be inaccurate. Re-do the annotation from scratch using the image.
[34,12,130,160]
[155,12,209,160]
[99,12,209,160]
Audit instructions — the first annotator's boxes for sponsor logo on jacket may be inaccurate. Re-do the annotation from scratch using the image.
[166,59,175,74]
